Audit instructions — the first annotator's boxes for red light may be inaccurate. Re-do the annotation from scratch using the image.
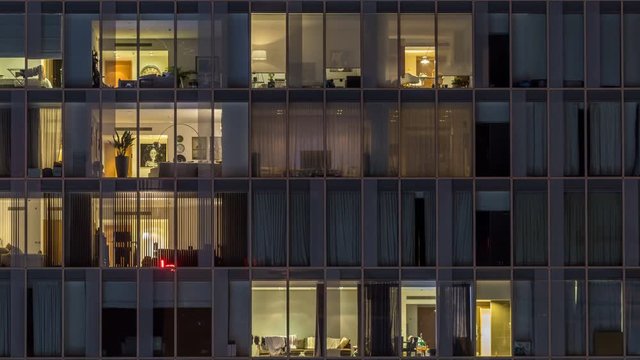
[160,259,165,268]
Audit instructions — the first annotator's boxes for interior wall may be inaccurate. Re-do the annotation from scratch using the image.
[251,288,318,339]
[326,288,358,344]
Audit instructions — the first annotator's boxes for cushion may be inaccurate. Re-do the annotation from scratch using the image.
[338,337,350,349]
[306,337,315,349]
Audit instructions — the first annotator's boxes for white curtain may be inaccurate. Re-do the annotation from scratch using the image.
[289,102,323,176]
[589,102,621,175]
[326,102,361,177]
[32,280,62,356]
[564,102,583,176]
[564,192,585,265]
[327,190,360,266]
[378,191,398,266]
[624,102,640,175]
[0,281,9,356]
[588,281,622,354]
[587,192,622,266]
[514,191,547,265]
[251,102,286,177]
[526,102,547,176]
[252,190,286,266]
[400,102,435,176]
[453,191,473,266]
[438,103,472,177]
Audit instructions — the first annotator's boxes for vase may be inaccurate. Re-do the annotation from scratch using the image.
[115,155,129,178]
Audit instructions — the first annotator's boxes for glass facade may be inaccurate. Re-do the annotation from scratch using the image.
[0,1,639,359]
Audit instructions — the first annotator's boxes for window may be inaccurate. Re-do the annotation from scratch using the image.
[63,91,100,177]
[251,92,287,177]
[476,183,510,266]
[550,270,586,356]
[0,2,25,88]
[549,91,585,176]
[288,3,323,88]
[363,2,398,88]
[26,181,62,267]
[326,2,361,88]
[401,180,436,267]
[326,91,361,177]
[626,275,640,355]
[177,270,211,356]
[437,2,472,88]
[513,269,548,356]
[214,180,248,266]
[101,180,138,268]
[589,277,623,356]
[401,280,437,357]
[251,11,286,88]
[364,180,399,266]
[139,2,175,88]
[64,2,100,88]
[327,181,360,266]
[213,2,249,88]
[474,2,509,88]
[63,181,100,267]
[326,273,359,357]
[625,2,640,86]
[251,181,286,267]
[139,188,174,268]
[27,270,61,356]
[364,277,399,356]
[102,270,137,356]
[586,1,621,88]
[437,180,473,266]
[587,181,622,266]
[512,91,547,177]
[587,91,621,176]
[438,92,472,177]
[176,180,212,267]
[513,181,547,266]
[176,91,213,178]
[214,92,249,177]
[289,91,324,177]
[213,270,250,356]
[289,180,324,266]
[177,2,212,88]
[400,3,435,89]
[437,274,473,356]
[139,269,174,356]
[0,91,25,178]
[475,91,510,177]
[27,92,62,178]
[0,184,25,267]
[364,91,399,177]
[64,270,100,357]
[400,91,436,176]
[139,92,174,178]
[476,280,512,357]
[549,2,584,88]
[0,269,24,357]
[101,91,138,178]
[27,2,62,88]
[512,2,547,88]
[102,1,138,88]
[625,90,640,176]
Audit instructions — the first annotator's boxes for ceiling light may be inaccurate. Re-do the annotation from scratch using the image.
[420,56,430,65]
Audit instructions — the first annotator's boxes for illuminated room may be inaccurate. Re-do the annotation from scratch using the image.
[401,282,437,357]
[475,281,512,357]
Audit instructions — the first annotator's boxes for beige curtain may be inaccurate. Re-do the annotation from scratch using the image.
[251,102,287,177]
[39,108,62,169]
[326,101,361,177]
[400,102,436,176]
[438,103,472,177]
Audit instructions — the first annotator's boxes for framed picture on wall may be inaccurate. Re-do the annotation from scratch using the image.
[140,143,166,168]
[195,56,212,87]
[192,136,208,160]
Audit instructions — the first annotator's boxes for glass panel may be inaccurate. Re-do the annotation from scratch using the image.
[102,2,138,88]
[586,2,621,88]
[214,96,249,177]
[625,91,640,176]
[512,2,547,88]
[327,181,360,266]
[27,92,62,178]
[400,92,436,176]
[0,184,25,267]
[214,181,248,266]
[474,2,509,88]
[139,96,174,178]
[176,180,212,267]
[177,91,213,177]
[138,2,175,88]
[589,279,623,356]
[400,12,436,89]
[513,181,547,266]
[289,280,321,356]
[437,97,472,177]
[252,181,286,267]
[26,182,62,267]
[27,2,62,88]
[587,92,621,176]
[475,91,510,177]
[401,280,437,357]
[101,182,138,268]
[550,270,586,356]
[363,3,398,88]
[102,270,137,356]
[401,180,436,266]
[63,182,100,267]
[326,13,361,88]
[437,276,473,356]
[140,190,174,267]
[476,183,510,266]
[139,269,174,357]
[63,91,100,177]
[213,2,249,88]
[326,93,361,177]
[64,270,100,357]
[587,181,622,266]
[251,279,287,356]
[0,92,25,178]
[0,2,25,88]
[0,270,25,357]
[364,92,399,177]
[476,280,512,357]
[549,2,584,88]
[512,91,547,177]
[364,279,399,356]
[326,277,359,356]
[289,180,324,267]
[64,2,100,88]
[513,269,548,356]
[549,91,585,177]
[437,180,473,267]
[251,13,286,88]
[288,12,323,88]
[213,270,250,356]
[177,2,212,88]
[101,91,138,178]
[626,274,640,355]
[251,93,287,177]
[363,180,398,266]
[625,2,640,86]
[27,270,61,356]
[177,270,212,356]
[289,92,324,177]
[437,8,472,88]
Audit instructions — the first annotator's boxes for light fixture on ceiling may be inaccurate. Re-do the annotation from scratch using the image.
[251,49,267,61]
[420,56,430,65]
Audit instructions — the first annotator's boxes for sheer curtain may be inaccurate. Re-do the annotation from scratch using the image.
[514,191,547,265]
[252,190,286,266]
[438,103,472,177]
[251,102,286,177]
[290,190,310,266]
[589,102,621,175]
[28,108,62,169]
[564,192,585,265]
[401,191,436,266]
[453,191,473,266]
[627,281,640,355]
[327,190,360,266]
[378,191,398,266]
[289,102,323,176]
[400,102,435,177]
[0,281,8,356]
[177,195,212,267]
[440,284,472,356]
[589,281,622,355]
[624,102,640,175]
[588,192,622,266]
[513,281,533,353]
[526,102,547,176]
[564,280,586,355]
[364,282,398,356]
[0,109,10,176]
[326,102,361,177]
[364,102,398,176]
[32,280,61,356]
[564,102,583,176]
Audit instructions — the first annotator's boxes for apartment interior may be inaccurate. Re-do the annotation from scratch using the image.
[475,281,512,357]
[401,283,437,356]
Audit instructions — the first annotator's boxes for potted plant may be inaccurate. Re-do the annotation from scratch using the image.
[167,66,197,88]
[110,130,135,178]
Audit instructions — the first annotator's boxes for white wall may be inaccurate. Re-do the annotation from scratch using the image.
[251,288,317,339]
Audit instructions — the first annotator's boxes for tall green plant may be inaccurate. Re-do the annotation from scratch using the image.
[110,130,135,157]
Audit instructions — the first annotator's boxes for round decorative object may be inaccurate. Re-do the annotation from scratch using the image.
[176,135,184,143]
[176,154,186,163]
[140,65,161,77]
[176,143,185,153]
